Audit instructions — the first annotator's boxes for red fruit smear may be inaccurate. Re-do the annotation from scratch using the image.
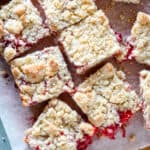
[99,110,133,139]
[77,134,92,150]
[74,64,86,69]
[46,142,51,145]
[29,101,38,106]
[26,116,37,125]
[35,146,40,150]
[125,43,134,60]
[115,32,123,43]
[60,131,64,135]
[118,110,133,125]
[93,127,99,135]
[120,126,126,138]
[99,125,119,139]
[43,80,48,95]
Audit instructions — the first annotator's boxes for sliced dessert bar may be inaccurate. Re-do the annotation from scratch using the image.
[59,10,121,74]
[38,0,97,31]
[25,99,96,150]
[114,0,140,4]
[11,47,73,106]
[140,70,150,128]
[72,63,140,136]
[0,0,49,62]
[131,12,150,65]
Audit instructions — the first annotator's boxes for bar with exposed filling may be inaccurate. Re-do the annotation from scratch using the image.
[11,47,73,106]
[131,12,150,65]
[38,0,97,31]
[140,70,150,128]
[59,10,121,74]
[72,63,140,138]
[25,99,96,150]
[0,0,49,62]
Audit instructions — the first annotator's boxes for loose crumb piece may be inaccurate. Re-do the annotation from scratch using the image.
[0,70,9,78]
[128,134,136,142]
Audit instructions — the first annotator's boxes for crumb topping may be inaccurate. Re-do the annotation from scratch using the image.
[38,0,97,31]
[73,63,140,127]
[140,70,150,128]
[60,10,120,74]
[131,12,150,65]
[0,0,49,62]
[25,99,95,150]
[11,47,73,106]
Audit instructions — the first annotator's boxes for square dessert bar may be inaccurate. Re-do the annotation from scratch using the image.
[73,63,140,129]
[0,0,49,62]
[114,0,140,3]
[38,0,97,31]
[11,47,73,106]
[140,70,150,128]
[131,12,150,65]
[59,10,121,74]
[25,99,96,150]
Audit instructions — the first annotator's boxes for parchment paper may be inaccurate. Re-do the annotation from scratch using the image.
[0,0,150,150]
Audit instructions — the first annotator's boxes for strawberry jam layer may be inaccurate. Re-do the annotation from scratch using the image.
[118,110,133,125]
[115,32,123,43]
[35,146,40,150]
[125,42,134,60]
[99,110,133,139]
[77,134,93,150]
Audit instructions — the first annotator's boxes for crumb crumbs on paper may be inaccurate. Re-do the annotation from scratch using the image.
[0,70,9,78]
[128,134,136,142]
[120,14,125,20]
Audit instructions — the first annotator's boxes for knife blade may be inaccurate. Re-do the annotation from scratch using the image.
[0,118,11,150]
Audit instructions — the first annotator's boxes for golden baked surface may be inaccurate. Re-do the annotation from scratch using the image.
[38,0,97,31]
[0,0,49,62]
[11,47,73,106]
[73,63,140,127]
[25,99,95,150]
[60,10,121,74]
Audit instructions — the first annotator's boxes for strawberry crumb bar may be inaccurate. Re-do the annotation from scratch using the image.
[38,0,97,31]
[73,63,140,138]
[140,70,150,128]
[0,0,49,62]
[114,0,140,4]
[59,10,121,74]
[25,99,96,150]
[131,12,150,65]
[11,47,73,106]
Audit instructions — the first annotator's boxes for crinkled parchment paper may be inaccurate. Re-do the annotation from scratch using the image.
[0,0,150,150]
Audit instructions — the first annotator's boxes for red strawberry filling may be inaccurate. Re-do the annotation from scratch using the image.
[99,124,119,139]
[99,110,133,139]
[35,146,40,150]
[77,134,93,150]
[125,42,134,60]
[118,110,133,125]
[115,32,123,43]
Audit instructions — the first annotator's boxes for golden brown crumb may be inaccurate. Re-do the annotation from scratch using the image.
[128,134,136,142]
[0,70,9,78]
